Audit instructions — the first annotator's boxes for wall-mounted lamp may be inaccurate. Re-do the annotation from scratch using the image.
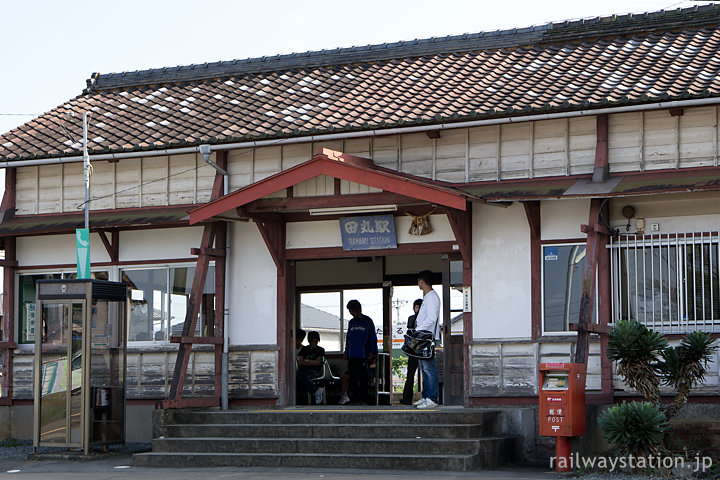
[622,205,635,232]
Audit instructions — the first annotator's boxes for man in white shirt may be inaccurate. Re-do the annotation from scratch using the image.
[414,270,441,409]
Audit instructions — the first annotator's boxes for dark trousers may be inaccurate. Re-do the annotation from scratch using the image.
[402,355,419,403]
[348,358,369,403]
[296,366,321,396]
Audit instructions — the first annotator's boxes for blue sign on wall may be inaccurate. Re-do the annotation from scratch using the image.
[339,215,398,251]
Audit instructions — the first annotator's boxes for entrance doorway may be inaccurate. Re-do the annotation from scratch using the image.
[291,254,465,406]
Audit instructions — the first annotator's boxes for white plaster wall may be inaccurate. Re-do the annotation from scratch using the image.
[17,233,110,266]
[541,199,590,241]
[285,214,454,249]
[119,227,204,262]
[472,203,531,339]
[228,221,277,345]
[609,193,720,235]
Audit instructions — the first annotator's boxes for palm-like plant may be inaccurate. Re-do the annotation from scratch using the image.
[659,331,718,418]
[598,401,670,457]
[606,320,668,405]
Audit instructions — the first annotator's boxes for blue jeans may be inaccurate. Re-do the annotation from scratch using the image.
[419,357,439,404]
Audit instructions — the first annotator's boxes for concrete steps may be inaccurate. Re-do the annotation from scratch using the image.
[133,407,522,471]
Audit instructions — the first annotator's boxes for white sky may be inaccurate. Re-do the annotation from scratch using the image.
[0,0,707,135]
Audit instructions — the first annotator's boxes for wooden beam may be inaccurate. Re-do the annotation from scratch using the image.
[446,203,472,263]
[1,167,16,404]
[168,223,216,401]
[2,236,15,402]
[254,220,286,276]
[286,241,459,260]
[592,114,609,183]
[523,201,542,340]
[0,168,16,224]
[190,247,225,257]
[213,220,226,400]
[245,192,427,213]
[97,230,119,263]
[574,198,607,365]
[157,397,221,409]
[189,156,469,224]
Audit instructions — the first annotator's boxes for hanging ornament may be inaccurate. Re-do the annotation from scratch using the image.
[406,207,436,236]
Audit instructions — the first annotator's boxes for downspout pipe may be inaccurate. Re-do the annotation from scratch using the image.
[222,173,231,410]
[2,97,719,168]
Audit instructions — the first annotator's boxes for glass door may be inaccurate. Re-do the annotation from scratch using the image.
[35,300,85,447]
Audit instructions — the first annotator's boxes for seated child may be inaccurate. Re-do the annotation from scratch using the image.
[297,330,325,404]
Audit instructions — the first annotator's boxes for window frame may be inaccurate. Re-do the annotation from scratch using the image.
[610,232,720,334]
[16,269,109,347]
[120,262,215,345]
[540,241,599,335]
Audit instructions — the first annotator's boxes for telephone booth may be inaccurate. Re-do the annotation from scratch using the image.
[33,280,128,454]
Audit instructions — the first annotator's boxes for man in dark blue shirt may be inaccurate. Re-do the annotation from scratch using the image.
[344,299,378,404]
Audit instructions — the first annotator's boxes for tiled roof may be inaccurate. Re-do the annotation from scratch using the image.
[1,5,720,162]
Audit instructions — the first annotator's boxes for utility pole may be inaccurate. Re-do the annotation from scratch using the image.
[83,112,90,230]
[76,113,91,279]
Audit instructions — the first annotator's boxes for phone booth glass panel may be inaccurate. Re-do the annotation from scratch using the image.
[33,280,127,454]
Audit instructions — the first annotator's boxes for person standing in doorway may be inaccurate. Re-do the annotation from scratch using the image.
[415,270,441,409]
[399,298,423,405]
[344,300,378,405]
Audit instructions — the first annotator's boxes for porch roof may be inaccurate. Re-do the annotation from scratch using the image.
[189,149,477,224]
[0,205,191,237]
[461,166,720,200]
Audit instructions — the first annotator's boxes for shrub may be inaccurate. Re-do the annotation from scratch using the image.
[598,401,670,457]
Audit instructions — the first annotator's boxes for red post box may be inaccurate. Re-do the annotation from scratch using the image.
[539,362,586,471]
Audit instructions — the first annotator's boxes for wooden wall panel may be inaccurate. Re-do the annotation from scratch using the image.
[608,112,643,173]
[295,175,334,197]
[115,158,141,208]
[195,163,216,203]
[282,143,312,170]
[142,155,169,206]
[372,135,399,170]
[400,132,433,177]
[499,123,532,179]
[37,164,62,213]
[678,106,717,168]
[343,137,372,158]
[568,116,596,174]
[469,126,500,181]
[89,161,115,210]
[228,149,254,191]
[169,153,198,204]
[436,129,467,182]
[15,166,37,215]
[533,119,567,177]
[643,110,678,170]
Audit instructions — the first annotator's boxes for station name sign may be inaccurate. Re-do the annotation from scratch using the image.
[340,215,398,251]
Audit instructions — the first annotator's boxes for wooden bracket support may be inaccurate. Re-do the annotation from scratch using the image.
[98,230,119,263]
[255,219,287,277]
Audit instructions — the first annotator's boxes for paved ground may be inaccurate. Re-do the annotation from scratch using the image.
[0,453,563,480]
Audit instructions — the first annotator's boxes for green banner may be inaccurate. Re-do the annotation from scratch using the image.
[76,228,90,279]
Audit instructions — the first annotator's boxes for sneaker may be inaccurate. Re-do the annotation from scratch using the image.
[337,394,350,405]
[398,399,412,405]
[314,387,324,404]
[413,398,426,406]
[417,398,438,409]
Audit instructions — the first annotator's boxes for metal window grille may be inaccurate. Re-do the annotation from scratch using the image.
[610,233,720,333]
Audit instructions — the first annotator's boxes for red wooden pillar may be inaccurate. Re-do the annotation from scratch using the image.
[447,201,472,406]
[0,167,17,405]
[254,218,287,404]
[523,201,542,340]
